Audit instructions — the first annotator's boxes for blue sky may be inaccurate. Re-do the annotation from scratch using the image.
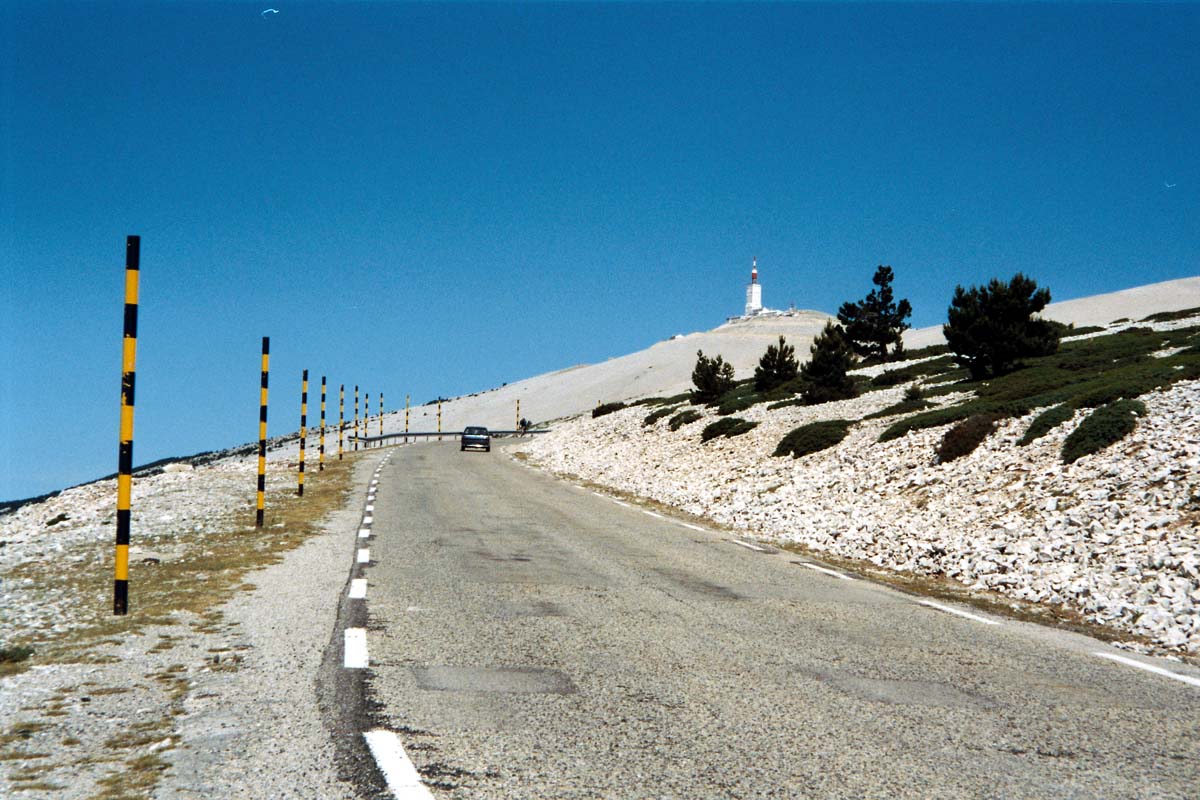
[2,2,1198,501]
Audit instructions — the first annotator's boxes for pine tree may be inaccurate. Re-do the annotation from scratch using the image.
[943,273,1059,379]
[753,335,799,392]
[837,265,913,361]
[691,350,735,404]
[799,322,858,404]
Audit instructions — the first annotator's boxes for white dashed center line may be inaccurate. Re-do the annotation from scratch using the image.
[365,503,374,512]
[918,599,998,625]
[800,562,854,581]
[358,528,371,538]
[349,578,367,599]
[357,548,370,564]
[344,628,368,668]
[1094,652,1200,688]
[363,730,434,799]
[362,515,374,525]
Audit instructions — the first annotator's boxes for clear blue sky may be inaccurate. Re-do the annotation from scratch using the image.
[2,2,1197,501]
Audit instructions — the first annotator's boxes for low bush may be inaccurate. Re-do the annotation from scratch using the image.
[936,413,1001,464]
[869,356,957,387]
[773,420,853,458]
[1017,404,1074,445]
[717,394,758,416]
[668,409,703,431]
[1066,325,1106,336]
[1061,399,1146,464]
[593,401,627,418]
[862,398,934,420]
[878,404,976,442]
[0,645,33,663]
[701,417,759,442]
[1141,306,1200,323]
[643,406,679,426]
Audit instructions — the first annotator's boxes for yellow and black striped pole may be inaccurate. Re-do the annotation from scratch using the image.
[298,369,307,496]
[338,384,345,461]
[365,390,370,449]
[437,399,442,441]
[516,399,520,432]
[379,392,383,437]
[256,337,269,527]
[354,385,359,451]
[319,376,326,472]
[113,235,139,616]
[405,394,409,443]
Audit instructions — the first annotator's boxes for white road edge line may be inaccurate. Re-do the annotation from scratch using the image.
[612,500,631,508]
[349,578,367,599]
[680,523,706,532]
[642,510,664,519]
[918,599,999,625]
[1094,652,1200,688]
[801,562,854,581]
[363,730,434,798]
[732,539,768,552]
[344,628,368,668]
[357,548,370,563]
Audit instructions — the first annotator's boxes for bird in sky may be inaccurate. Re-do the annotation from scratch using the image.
[1164,181,1177,189]
[261,8,279,18]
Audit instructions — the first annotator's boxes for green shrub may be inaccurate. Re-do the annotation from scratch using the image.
[643,406,679,426]
[936,413,1001,463]
[701,417,759,442]
[878,404,976,442]
[1061,400,1146,464]
[1017,404,1074,445]
[774,420,853,458]
[0,645,33,663]
[1067,325,1106,336]
[1141,306,1200,323]
[717,393,758,416]
[668,409,703,431]
[862,398,934,420]
[593,401,627,418]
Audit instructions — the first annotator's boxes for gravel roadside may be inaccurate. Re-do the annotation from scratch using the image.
[1,447,379,798]
[154,453,379,800]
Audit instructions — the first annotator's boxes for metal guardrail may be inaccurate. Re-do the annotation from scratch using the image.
[353,429,551,447]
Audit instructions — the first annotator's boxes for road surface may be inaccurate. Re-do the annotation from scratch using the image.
[334,441,1200,799]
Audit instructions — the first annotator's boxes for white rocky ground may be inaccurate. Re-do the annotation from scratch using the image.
[522,336,1200,657]
[0,449,362,798]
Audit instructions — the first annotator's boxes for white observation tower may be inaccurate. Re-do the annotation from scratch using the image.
[744,257,763,317]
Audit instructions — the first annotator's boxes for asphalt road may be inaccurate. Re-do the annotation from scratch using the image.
[353,441,1200,799]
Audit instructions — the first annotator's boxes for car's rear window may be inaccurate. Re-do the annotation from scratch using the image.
[464,427,488,434]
